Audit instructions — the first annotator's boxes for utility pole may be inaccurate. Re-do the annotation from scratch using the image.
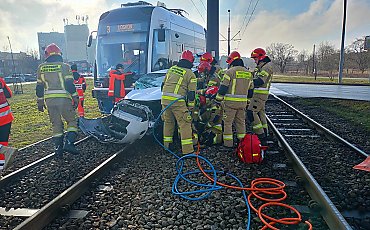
[207,0,219,61]
[220,10,241,56]
[227,10,231,55]
[7,36,23,94]
[338,0,347,84]
[313,44,317,80]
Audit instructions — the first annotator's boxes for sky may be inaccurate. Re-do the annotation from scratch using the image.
[0,0,369,57]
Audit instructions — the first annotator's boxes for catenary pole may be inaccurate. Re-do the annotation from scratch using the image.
[206,0,219,61]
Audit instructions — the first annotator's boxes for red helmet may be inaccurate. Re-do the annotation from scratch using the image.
[226,51,241,64]
[44,43,62,59]
[205,86,219,98]
[198,61,211,74]
[200,52,214,63]
[181,50,194,63]
[251,48,267,61]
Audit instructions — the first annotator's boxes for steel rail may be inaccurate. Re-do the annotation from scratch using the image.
[267,115,352,230]
[0,136,91,188]
[271,93,368,158]
[14,144,129,230]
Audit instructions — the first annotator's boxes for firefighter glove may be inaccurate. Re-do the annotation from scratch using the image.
[37,98,46,112]
[72,96,79,109]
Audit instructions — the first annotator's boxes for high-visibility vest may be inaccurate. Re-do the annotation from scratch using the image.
[73,77,86,99]
[108,70,126,98]
[0,78,14,126]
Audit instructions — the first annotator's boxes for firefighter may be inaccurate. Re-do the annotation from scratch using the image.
[215,51,253,148]
[161,50,197,154]
[0,77,16,170]
[108,64,126,103]
[195,86,223,146]
[247,48,273,146]
[71,64,87,117]
[200,52,223,85]
[197,61,221,89]
[36,43,79,157]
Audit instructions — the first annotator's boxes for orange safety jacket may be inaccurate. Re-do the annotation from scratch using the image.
[0,78,14,126]
[73,75,86,100]
[108,70,126,100]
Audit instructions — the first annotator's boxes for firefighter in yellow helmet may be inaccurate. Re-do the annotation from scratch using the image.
[161,50,197,154]
[36,43,79,157]
[247,48,273,146]
[215,51,253,148]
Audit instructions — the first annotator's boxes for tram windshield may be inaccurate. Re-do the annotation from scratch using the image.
[97,34,148,77]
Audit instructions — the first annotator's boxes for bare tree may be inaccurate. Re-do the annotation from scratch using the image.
[296,50,310,75]
[345,37,369,74]
[266,43,297,73]
[317,42,339,80]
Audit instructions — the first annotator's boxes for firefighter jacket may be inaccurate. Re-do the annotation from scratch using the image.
[216,66,253,106]
[72,71,87,99]
[36,57,77,100]
[108,70,126,98]
[0,77,14,126]
[161,65,197,108]
[252,62,273,101]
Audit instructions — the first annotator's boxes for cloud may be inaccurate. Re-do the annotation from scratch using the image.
[235,0,370,56]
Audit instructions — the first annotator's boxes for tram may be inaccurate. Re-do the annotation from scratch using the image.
[89,1,206,113]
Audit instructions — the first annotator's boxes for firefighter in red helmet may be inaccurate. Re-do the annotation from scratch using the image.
[71,64,87,117]
[161,50,197,154]
[247,48,273,146]
[0,77,16,170]
[216,51,253,148]
[36,43,80,157]
[201,52,224,84]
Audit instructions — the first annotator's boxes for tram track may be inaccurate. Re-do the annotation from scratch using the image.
[266,95,369,229]
[0,136,126,229]
[1,96,368,229]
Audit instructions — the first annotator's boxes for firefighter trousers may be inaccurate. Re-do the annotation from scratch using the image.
[0,122,11,146]
[247,97,267,135]
[77,98,84,117]
[162,101,194,154]
[223,102,247,147]
[46,97,78,137]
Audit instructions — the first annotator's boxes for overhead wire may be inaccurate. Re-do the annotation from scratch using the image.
[189,0,206,23]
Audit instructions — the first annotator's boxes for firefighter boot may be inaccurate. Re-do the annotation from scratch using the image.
[64,132,80,155]
[258,134,268,147]
[53,136,64,158]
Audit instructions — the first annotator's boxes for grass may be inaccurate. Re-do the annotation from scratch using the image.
[273,75,370,85]
[294,98,370,133]
[7,79,100,148]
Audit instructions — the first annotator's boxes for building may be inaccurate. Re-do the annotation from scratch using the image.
[64,24,89,62]
[37,24,95,73]
[0,52,39,77]
[37,32,66,61]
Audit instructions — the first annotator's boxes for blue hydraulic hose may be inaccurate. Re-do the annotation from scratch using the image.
[153,98,251,230]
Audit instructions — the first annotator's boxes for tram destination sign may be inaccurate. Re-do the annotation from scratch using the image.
[106,23,143,34]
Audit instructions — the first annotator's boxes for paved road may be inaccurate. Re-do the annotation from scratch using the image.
[271,83,370,101]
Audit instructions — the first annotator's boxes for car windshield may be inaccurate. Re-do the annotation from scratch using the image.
[134,72,165,90]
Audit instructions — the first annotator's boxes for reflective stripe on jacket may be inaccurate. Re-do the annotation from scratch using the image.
[36,62,75,99]
[216,66,252,103]
[0,78,14,126]
[161,65,196,105]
